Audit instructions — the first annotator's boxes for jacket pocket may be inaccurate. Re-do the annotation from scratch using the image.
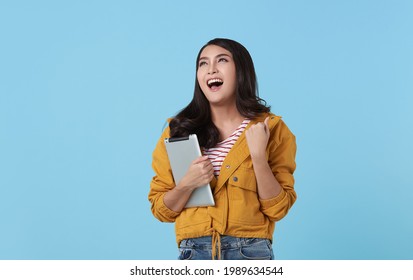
[175,207,209,230]
[227,167,265,225]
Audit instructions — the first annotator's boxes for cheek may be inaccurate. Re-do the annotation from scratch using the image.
[197,73,207,91]
[225,66,237,88]
[227,73,237,90]
[196,72,203,86]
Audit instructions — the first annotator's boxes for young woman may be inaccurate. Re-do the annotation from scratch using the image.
[149,38,297,260]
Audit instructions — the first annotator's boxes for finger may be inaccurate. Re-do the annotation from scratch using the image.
[202,158,212,168]
[202,161,212,171]
[264,116,270,134]
[193,155,209,164]
[206,162,214,173]
[264,116,269,128]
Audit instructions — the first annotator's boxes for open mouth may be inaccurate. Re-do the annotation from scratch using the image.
[207,78,223,90]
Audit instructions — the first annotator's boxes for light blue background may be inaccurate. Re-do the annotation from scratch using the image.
[1,0,412,260]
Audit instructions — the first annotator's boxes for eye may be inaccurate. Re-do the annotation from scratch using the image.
[199,61,207,67]
[218,57,228,63]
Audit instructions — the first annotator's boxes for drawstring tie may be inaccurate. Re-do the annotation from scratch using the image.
[211,230,221,260]
[206,229,221,260]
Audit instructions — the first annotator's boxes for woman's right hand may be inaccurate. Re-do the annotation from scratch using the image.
[177,156,214,191]
[164,155,213,213]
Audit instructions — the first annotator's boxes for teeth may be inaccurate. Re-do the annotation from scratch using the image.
[207,78,223,85]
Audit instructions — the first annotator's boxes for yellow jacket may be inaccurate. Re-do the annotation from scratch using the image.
[148,112,297,247]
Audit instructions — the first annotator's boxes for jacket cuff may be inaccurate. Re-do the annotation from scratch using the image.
[159,196,180,221]
[259,188,287,209]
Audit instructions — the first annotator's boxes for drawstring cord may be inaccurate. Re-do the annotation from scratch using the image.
[206,229,221,260]
[211,230,221,260]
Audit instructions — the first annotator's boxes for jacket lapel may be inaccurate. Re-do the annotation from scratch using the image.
[213,113,281,194]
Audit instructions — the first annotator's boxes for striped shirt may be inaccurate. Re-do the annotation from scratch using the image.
[203,119,251,176]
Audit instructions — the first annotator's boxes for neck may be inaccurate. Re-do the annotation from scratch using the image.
[210,104,244,127]
[210,104,245,141]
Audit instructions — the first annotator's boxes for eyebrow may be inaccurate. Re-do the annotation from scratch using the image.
[199,53,231,61]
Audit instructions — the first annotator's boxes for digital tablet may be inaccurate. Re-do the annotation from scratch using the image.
[164,134,215,208]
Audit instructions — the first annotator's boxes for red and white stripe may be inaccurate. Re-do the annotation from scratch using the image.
[203,119,250,176]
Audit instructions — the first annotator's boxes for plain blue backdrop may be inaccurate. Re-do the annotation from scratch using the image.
[1,0,412,260]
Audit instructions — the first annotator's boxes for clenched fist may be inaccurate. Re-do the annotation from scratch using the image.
[245,116,270,160]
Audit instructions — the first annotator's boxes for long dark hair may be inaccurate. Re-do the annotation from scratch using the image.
[169,38,270,148]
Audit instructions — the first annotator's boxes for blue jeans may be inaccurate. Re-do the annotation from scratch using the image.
[178,235,274,260]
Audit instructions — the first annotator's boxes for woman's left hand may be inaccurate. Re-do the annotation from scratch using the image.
[245,116,270,160]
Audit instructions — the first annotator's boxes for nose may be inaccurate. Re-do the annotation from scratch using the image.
[208,62,218,74]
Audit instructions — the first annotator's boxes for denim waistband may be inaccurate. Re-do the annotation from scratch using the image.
[179,235,269,250]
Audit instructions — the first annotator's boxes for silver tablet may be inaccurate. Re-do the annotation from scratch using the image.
[164,134,215,208]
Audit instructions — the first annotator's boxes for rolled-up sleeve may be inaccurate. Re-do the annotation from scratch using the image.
[148,127,180,222]
[260,120,297,221]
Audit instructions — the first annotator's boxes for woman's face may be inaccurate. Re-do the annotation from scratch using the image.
[197,44,237,107]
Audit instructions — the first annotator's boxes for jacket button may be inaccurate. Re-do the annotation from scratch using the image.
[233,176,238,182]
[226,165,230,169]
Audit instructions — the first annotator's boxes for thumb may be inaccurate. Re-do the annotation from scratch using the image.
[264,116,270,133]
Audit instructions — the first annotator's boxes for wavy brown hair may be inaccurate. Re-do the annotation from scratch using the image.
[169,38,270,148]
